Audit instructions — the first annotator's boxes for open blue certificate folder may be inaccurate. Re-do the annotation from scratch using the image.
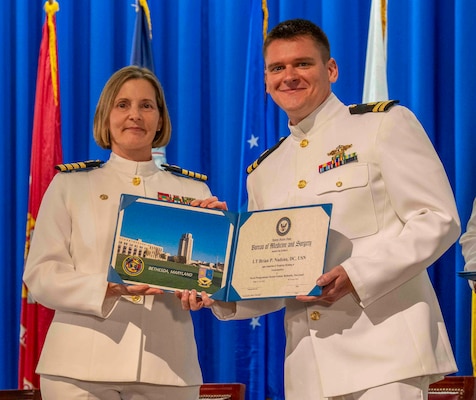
[108,194,332,301]
[457,271,476,281]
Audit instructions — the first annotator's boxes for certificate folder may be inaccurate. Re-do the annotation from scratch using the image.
[108,194,332,301]
[457,271,476,281]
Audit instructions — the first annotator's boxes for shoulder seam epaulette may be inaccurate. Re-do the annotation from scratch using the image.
[161,163,208,181]
[55,160,104,172]
[348,99,399,115]
[247,137,287,175]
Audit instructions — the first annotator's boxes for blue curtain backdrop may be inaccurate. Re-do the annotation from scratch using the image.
[3,0,476,397]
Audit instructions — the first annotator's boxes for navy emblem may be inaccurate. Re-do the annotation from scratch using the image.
[276,217,291,236]
[122,255,145,277]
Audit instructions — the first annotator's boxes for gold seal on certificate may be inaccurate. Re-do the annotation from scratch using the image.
[108,194,332,301]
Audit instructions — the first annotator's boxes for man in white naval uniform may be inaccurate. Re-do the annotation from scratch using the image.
[181,19,460,400]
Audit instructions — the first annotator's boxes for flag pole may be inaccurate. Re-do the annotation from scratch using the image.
[19,0,62,388]
[362,0,388,102]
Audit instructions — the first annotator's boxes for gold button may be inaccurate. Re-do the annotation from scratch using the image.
[300,139,309,148]
[310,311,321,321]
[131,295,142,303]
[99,194,108,200]
[132,177,141,186]
[336,181,343,187]
[298,180,307,189]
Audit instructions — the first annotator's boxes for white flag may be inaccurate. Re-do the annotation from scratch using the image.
[363,0,388,102]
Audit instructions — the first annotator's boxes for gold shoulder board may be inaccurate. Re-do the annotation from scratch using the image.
[247,137,287,174]
[349,100,399,115]
[55,160,104,172]
[161,163,208,182]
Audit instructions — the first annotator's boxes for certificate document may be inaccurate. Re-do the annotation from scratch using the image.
[108,194,332,301]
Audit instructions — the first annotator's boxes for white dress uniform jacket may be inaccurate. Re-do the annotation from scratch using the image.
[23,153,211,386]
[211,94,460,398]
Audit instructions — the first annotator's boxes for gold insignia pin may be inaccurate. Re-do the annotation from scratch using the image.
[319,144,358,173]
[327,144,352,160]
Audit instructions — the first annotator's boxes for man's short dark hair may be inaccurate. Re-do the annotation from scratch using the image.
[263,18,331,62]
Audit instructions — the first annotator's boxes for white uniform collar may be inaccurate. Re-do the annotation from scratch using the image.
[288,93,341,139]
[107,152,160,177]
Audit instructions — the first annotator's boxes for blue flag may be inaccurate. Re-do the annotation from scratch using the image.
[234,1,285,399]
[130,0,154,71]
[130,0,166,166]
[238,0,273,211]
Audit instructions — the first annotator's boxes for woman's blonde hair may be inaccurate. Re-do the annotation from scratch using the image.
[93,65,172,149]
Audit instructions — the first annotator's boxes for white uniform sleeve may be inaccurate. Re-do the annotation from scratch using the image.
[343,107,461,307]
[23,175,116,318]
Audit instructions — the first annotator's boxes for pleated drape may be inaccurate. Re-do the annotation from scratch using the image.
[2,0,474,395]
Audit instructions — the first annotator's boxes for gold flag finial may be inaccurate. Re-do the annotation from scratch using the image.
[43,0,60,106]
[380,0,387,41]
[262,0,269,42]
[139,0,153,40]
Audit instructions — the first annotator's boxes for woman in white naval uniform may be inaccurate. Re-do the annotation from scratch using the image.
[23,66,226,400]
[180,19,460,400]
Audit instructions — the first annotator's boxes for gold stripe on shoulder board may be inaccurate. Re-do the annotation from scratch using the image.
[247,137,287,174]
[161,163,208,181]
[349,100,399,115]
[55,160,104,172]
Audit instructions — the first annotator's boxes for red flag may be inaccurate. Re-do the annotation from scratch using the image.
[19,0,62,389]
